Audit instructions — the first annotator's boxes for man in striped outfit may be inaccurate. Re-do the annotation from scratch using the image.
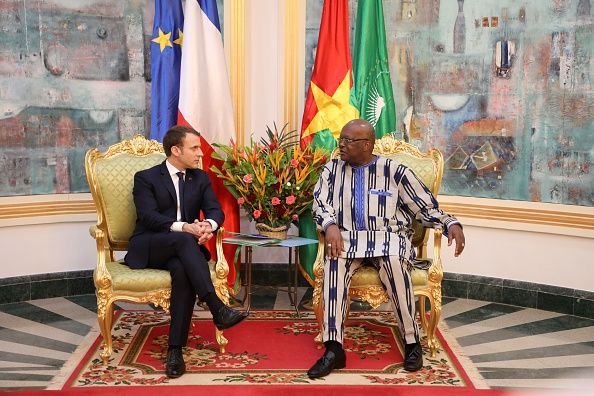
[307,119,466,378]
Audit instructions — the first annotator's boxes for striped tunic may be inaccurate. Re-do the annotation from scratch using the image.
[312,156,458,260]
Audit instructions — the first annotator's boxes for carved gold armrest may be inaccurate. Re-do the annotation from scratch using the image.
[214,226,230,305]
[429,228,443,285]
[312,230,325,301]
[89,224,112,290]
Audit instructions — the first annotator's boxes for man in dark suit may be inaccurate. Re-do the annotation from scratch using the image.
[125,125,248,378]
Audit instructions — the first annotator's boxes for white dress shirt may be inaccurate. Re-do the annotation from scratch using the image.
[165,160,218,232]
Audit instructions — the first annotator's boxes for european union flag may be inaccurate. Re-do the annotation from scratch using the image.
[150,0,184,142]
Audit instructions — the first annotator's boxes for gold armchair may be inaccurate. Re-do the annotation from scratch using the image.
[85,135,231,365]
[312,135,445,357]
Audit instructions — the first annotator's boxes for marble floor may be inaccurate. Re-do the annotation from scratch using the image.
[1,289,594,392]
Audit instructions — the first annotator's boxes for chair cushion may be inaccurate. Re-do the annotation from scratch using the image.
[350,262,430,289]
[411,267,429,287]
[103,261,172,292]
[99,260,219,293]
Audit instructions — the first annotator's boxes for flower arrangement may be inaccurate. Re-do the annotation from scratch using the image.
[210,123,329,236]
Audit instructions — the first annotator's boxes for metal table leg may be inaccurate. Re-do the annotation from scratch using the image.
[245,246,253,313]
[240,244,301,317]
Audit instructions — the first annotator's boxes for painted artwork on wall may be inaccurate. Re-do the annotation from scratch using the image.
[1,0,592,208]
[305,0,594,207]
[0,0,225,196]
[0,0,152,195]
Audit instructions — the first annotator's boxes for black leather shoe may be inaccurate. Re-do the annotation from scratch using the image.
[307,350,347,379]
[165,348,186,378]
[404,342,423,371]
[213,306,249,330]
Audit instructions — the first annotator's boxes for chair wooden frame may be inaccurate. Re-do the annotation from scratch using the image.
[85,135,231,365]
[311,135,445,357]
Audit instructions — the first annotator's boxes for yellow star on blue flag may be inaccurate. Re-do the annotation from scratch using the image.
[152,27,172,53]
[150,0,184,141]
[173,28,183,48]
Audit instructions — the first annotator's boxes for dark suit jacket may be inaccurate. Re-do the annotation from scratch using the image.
[125,160,225,269]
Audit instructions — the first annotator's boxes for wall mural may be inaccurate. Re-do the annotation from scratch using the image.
[0,0,224,197]
[306,0,594,207]
[0,0,152,195]
[1,0,592,208]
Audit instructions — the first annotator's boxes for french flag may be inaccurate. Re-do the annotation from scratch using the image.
[179,0,240,292]
[150,0,241,292]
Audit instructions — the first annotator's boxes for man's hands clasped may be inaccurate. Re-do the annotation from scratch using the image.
[182,220,215,245]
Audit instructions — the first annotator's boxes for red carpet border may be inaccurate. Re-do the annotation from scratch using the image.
[55,310,486,389]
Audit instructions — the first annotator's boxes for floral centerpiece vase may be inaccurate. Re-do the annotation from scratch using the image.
[210,123,329,240]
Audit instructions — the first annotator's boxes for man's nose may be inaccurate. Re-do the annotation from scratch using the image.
[197,148,204,156]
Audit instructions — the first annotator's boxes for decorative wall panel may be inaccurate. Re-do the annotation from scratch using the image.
[305,0,594,207]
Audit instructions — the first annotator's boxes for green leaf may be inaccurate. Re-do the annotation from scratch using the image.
[211,151,224,161]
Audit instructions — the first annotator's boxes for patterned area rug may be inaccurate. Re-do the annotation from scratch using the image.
[59,310,485,389]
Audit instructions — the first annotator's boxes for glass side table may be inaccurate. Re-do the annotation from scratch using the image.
[223,235,318,317]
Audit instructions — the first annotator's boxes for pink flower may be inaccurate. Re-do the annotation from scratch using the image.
[243,174,253,183]
[290,159,299,168]
[253,210,261,219]
[285,195,296,205]
[292,214,299,220]
[237,197,245,204]
[271,197,281,205]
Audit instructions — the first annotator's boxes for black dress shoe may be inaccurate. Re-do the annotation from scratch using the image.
[213,306,249,330]
[307,350,347,379]
[165,348,186,378]
[404,342,423,371]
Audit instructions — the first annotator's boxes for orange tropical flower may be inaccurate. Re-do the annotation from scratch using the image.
[211,123,328,228]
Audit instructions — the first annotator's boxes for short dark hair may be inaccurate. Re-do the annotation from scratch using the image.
[162,125,200,156]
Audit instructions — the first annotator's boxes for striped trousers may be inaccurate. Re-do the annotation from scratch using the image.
[322,255,420,345]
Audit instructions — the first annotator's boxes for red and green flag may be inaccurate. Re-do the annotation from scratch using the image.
[298,0,358,284]
[351,0,396,137]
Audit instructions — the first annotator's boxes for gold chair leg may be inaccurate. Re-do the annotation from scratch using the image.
[312,278,324,349]
[415,291,441,357]
[215,328,228,353]
[425,294,440,358]
[213,256,231,354]
[97,294,115,365]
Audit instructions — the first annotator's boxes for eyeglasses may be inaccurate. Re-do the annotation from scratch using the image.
[338,137,369,145]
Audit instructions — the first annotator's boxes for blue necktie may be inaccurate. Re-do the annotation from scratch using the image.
[176,171,185,221]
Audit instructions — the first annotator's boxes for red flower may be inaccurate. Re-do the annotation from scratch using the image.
[292,214,299,220]
[209,123,330,230]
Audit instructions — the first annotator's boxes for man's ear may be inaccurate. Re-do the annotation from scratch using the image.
[171,145,181,157]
